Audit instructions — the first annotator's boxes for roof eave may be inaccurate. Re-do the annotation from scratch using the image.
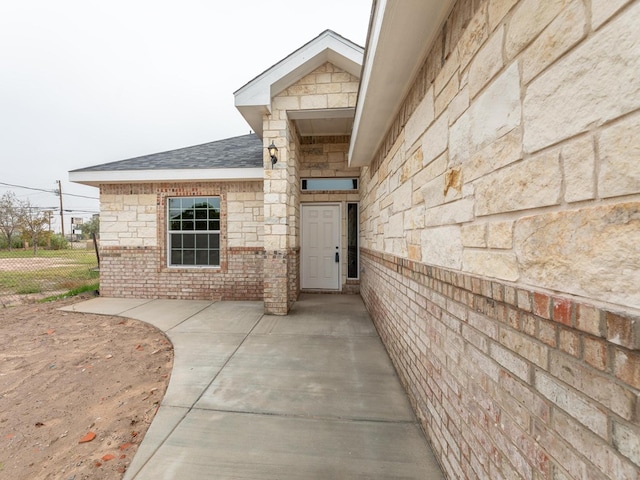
[348,0,455,167]
[234,30,364,137]
[69,168,265,187]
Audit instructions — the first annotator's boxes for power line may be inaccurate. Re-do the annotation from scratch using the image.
[0,181,98,200]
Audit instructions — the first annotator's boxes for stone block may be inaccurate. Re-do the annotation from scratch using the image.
[598,113,640,199]
[591,0,634,29]
[469,25,504,98]
[405,87,435,149]
[514,203,640,310]
[489,0,518,31]
[461,223,486,248]
[506,0,571,58]
[448,85,469,125]
[272,96,300,110]
[450,64,521,164]
[562,135,596,203]
[421,112,449,165]
[475,148,561,216]
[327,93,349,108]
[487,221,513,249]
[458,2,489,69]
[523,2,640,153]
[435,73,459,117]
[300,94,327,110]
[463,250,519,281]
[421,225,463,269]
[464,128,522,183]
[435,47,459,95]
[521,0,586,84]
[424,197,474,227]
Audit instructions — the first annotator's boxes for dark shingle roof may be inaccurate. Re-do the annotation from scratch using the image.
[71,134,263,172]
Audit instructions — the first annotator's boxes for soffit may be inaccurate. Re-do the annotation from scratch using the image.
[349,0,455,167]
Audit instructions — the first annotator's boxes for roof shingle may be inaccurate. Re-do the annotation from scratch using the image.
[71,134,263,172]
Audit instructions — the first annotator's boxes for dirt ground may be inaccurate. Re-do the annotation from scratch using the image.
[0,294,173,480]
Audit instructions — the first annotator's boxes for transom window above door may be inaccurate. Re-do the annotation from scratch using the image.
[301,178,358,191]
[168,197,220,267]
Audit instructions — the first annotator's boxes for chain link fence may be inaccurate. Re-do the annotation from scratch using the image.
[0,238,99,306]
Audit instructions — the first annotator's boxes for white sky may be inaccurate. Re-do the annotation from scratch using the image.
[0,0,372,233]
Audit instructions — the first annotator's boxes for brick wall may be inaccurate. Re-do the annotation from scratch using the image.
[361,249,640,479]
[99,181,264,300]
[359,0,640,478]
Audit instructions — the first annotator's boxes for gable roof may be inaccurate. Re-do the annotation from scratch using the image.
[69,134,264,186]
[234,30,364,137]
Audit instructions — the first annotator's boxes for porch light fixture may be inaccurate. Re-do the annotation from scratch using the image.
[268,142,278,168]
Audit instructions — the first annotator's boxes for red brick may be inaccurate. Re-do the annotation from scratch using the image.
[606,311,640,350]
[576,304,602,337]
[583,336,607,371]
[613,348,640,390]
[559,329,580,358]
[533,292,551,319]
[552,298,573,326]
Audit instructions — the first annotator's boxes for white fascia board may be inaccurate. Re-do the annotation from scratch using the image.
[69,168,264,187]
[349,0,454,167]
[234,31,364,137]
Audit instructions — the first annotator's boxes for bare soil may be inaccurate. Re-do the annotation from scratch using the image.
[0,294,173,479]
[0,258,80,271]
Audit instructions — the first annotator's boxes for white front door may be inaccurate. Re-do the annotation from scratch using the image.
[301,204,340,290]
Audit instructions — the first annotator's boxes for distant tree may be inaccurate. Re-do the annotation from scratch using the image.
[0,191,25,251]
[20,200,49,255]
[80,215,99,239]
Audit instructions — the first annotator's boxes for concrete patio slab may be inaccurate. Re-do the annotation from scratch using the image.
[161,332,246,408]
[128,409,443,480]
[170,301,262,334]
[124,405,189,480]
[60,297,151,315]
[195,334,415,421]
[122,299,212,331]
[64,294,444,480]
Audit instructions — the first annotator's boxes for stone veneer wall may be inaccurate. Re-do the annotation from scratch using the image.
[99,182,264,300]
[262,62,359,312]
[359,0,640,479]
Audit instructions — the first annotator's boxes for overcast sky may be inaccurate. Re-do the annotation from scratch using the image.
[0,0,371,232]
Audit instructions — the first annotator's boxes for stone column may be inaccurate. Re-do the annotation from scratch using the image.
[263,116,291,315]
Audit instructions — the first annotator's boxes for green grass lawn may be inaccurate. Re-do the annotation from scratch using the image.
[0,248,99,295]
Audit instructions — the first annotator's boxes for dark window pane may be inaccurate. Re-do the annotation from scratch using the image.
[171,250,182,265]
[196,234,208,248]
[183,220,194,230]
[209,250,220,266]
[182,250,195,265]
[171,234,182,248]
[170,220,181,231]
[195,221,207,231]
[209,221,220,231]
[347,203,358,279]
[210,234,219,248]
[183,234,195,248]
[195,209,207,219]
[209,209,220,220]
[196,250,208,265]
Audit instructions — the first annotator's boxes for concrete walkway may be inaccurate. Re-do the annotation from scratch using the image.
[62,294,444,479]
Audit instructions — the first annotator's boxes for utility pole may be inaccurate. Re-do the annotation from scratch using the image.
[57,180,65,238]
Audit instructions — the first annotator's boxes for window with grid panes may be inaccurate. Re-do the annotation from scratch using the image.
[168,197,220,267]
